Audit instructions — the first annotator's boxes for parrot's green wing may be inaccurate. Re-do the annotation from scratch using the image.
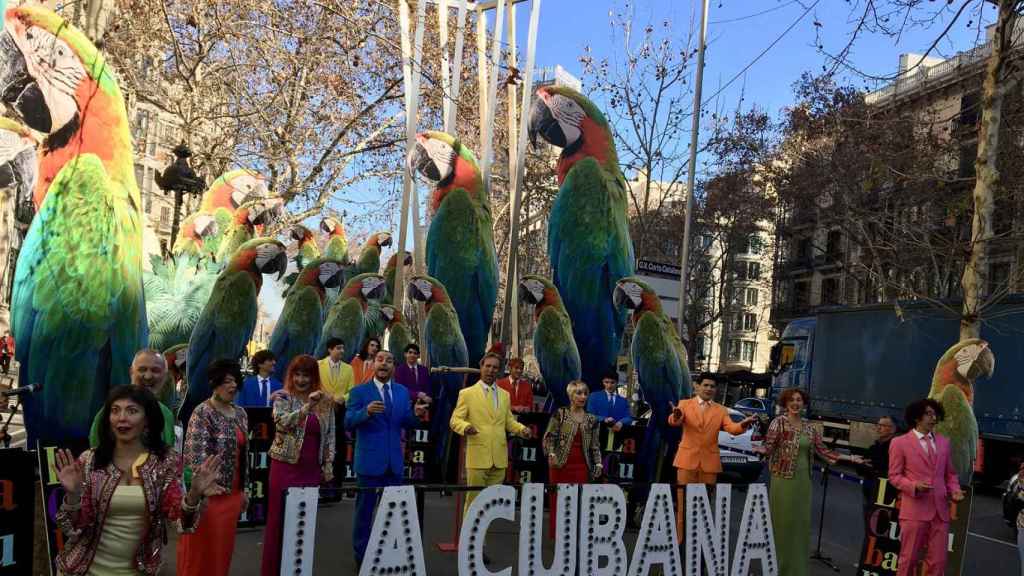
[533,306,581,408]
[13,153,145,441]
[269,285,325,380]
[387,319,414,357]
[934,384,977,486]
[318,296,366,361]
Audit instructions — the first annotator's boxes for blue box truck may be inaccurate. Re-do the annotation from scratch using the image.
[770,296,1024,484]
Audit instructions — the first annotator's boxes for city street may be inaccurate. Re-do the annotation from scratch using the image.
[163,466,1019,576]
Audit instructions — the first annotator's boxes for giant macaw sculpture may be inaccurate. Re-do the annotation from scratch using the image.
[518,275,580,410]
[929,339,995,485]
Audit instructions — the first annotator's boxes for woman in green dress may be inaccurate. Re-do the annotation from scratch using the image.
[755,388,864,576]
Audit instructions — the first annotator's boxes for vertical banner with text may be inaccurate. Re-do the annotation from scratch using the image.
[858,477,972,576]
[240,407,274,527]
[0,449,35,575]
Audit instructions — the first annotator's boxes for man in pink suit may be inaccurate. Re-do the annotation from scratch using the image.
[888,398,965,576]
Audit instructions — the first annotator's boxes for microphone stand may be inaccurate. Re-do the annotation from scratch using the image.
[0,395,23,448]
[811,436,840,572]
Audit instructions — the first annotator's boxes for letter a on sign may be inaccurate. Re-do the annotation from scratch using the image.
[459,485,516,576]
[686,484,731,576]
[358,486,426,576]
[519,483,577,576]
[731,484,777,576]
[578,484,628,576]
[628,483,682,576]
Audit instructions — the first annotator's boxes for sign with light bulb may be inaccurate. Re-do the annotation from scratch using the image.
[353,483,777,576]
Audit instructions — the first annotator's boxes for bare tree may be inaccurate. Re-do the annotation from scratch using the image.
[812,0,1024,340]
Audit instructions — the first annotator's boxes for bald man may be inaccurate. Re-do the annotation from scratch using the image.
[88,349,177,448]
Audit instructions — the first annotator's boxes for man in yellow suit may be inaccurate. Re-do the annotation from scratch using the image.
[319,337,355,404]
[450,352,532,514]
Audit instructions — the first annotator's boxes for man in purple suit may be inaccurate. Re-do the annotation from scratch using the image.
[889,398,964,576]
[394,343,432,405]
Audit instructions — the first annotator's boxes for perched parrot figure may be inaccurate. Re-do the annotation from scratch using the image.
[198,169,267,258]
[407,275,469,482]
[529,86,635,391]
[316,272,386,361]
[614,277,688,484]
[1,5,148,444]
[383,250,412,305]
[929,339,995,485]
[269,258,345,381]
[518,275,580,410]
[214,197,284,263]
[144,253,220,352]
[180,238,287,427]
[352,231,392,276]
[380,304,414,358]
[291,224,321,270]
[171,212,218,259]
[409,131,498,368]
[321,216,349,262]
[0,116,37,213]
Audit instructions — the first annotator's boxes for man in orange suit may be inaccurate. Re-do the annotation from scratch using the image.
[668,373,755,537]
[889,398,963,576]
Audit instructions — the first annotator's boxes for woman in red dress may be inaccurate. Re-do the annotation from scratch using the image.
[178,359,249,575]
[543,380,604,534]
[260,355,336,576]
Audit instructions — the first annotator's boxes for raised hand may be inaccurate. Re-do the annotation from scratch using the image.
[740,415,757,429]
[670,401,683,421]
[190,455,227,500]
[307,391,324,407]
[55,449,83,495]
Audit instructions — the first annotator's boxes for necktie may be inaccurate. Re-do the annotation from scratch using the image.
[382,383,392,413]
[487,385,497,410]
[926,435,935,461]
[413,366,418,386]
[608,392,614,408]
[261,378,268,405]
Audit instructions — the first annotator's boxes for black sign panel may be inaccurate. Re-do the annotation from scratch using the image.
[240,407,274,527]
[0,449,35,575]
[36,439,89,576]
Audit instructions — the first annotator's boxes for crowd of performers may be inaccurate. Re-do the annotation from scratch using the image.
[47,345,981,576]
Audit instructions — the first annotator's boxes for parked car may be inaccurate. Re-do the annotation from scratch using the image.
[733,397,770,417]
[717,407,765,483]
[1002,467,1022,532]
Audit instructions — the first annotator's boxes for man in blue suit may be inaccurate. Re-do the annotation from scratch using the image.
[345,349,428,567]
[586,369,633,431]
[237,349,283,407]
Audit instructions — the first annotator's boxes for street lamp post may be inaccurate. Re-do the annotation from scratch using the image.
[155,143,205,252]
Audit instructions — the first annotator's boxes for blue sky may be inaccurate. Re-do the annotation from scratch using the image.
[522,0,995,116]
[264,1,998,320]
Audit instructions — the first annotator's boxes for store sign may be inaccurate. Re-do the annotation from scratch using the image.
[357,483,777,576]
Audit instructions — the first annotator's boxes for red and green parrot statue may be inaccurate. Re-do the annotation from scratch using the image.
[214,196,284,263]
[518,275,580,410]
[269,258,345,381]
[179,238,287,426]
[407,275,469,481]
[409,131,498,368]
[1,5,147,444]
[171,212,219,259]
[316,272,386,361]
[528,86,635,392]
[320,215,349,262]
[929,339,995,485]
[380,304,414,358]
[383,250,412,305]
[351,231,392,276]
[615,277,688,484]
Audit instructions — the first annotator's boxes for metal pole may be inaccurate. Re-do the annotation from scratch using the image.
[675,0,709,340]
[499,0,540,356]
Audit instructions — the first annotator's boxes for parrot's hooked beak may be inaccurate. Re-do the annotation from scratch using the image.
[378,232,393,248]
[401,251,413,266]
[319,261,344,289]
[380,306,395,323]
[0,141,37,213]
[517,278,544,306]
[408,140,439,181]
[528,96,561,149]
[613,281,643,310]
[290,225,308,242]
[321,218,336,235]
[360,275,386,300]
[0,28,49,134]
[193,214,217,238]
[407,278,433,303]
[254,242,289,280]
[250,198,284,227]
